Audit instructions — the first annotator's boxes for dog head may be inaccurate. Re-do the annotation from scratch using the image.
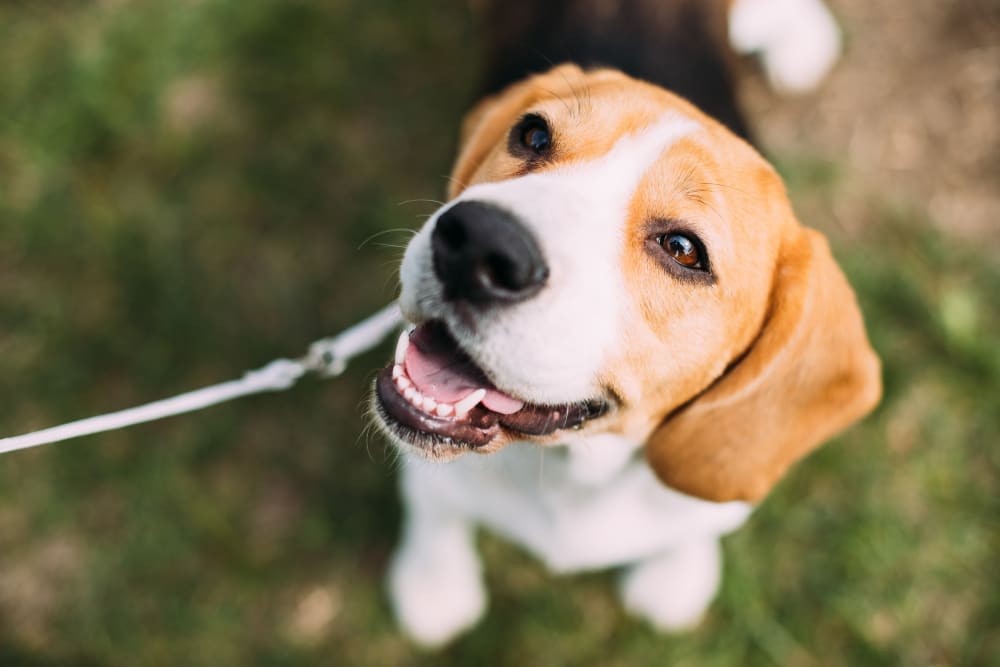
[373,64,880,502]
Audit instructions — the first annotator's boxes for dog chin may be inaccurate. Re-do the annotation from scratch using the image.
[373,414,510,462]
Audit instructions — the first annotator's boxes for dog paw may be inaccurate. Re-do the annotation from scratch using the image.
[729,0,842,94]
[619,540,721,632]
[387,538,487,647]
[761,20,841,94]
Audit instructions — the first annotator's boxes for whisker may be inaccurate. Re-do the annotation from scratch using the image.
[358,228,418,250]
[398,198,446,207]
[538,52,590,118]
[699,181,760,200]
[443,173,470,192]
[537,446,546,490]
[536,84,575,117]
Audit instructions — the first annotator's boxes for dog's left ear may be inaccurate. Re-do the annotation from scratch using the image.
[645,227,881,502]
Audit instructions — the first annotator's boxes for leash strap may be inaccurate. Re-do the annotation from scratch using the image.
[0,302,403,455]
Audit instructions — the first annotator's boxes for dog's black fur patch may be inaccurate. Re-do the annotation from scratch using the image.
[479,0,752,143]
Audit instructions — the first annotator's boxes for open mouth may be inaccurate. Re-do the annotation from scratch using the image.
[374,321,608,451]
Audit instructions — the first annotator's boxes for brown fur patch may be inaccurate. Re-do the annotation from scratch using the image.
[449,66,880,501]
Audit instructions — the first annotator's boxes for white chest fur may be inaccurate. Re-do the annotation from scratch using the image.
[398,435,753,573]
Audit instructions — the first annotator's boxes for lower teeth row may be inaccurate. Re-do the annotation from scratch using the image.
[392,364,485,419]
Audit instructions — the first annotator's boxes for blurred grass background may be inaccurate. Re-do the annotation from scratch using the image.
[0,1,997,665]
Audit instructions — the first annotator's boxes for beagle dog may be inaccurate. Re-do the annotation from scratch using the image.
[371,0,880,646]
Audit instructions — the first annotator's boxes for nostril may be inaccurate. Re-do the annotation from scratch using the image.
[484,253,518,292]
[483,253,549,293]
[438,215,467,250]
[431,200,548,305]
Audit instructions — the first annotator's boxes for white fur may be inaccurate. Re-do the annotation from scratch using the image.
[564,433,644,486]
[398,115,699,405]
[391,440,752,645]
[389,115,752,647]
[388,494,486,646]
[728,0,842,94]
[620,538,722,631]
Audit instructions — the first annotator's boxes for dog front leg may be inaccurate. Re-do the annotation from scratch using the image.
[619,538,723,632]
[387,495,486,647]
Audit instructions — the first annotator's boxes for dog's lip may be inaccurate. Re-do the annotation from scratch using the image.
[373,320,611,452]
[374,368,501,449]
[375,366,610,451]
[375,369,501,448]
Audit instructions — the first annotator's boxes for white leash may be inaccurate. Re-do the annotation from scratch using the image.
[0,302,404,456]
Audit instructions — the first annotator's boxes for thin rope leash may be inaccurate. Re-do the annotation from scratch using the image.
[0,302,403,456]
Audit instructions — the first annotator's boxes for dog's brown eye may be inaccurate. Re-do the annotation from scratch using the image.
[522,125,551,153]
[659,233,703,269]
[517,115,552,154]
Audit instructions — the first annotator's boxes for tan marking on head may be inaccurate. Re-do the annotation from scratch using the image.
[444,65,880,501]
[451,66,699,197]
[590,125,776,435]
[644,226,881,501]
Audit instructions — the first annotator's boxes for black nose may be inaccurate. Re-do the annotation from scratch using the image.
[431,201,549,305]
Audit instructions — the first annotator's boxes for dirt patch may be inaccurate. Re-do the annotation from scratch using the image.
[0,535,85,648]
[739,0,1000,242]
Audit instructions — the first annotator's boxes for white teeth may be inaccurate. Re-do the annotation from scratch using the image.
[390,358,482,421]
[394,329,409,365]
[453,389,487,417]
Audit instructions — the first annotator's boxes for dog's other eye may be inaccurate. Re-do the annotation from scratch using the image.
[522,123,551,153]
[515,114,552,155]
[658,233,705,270]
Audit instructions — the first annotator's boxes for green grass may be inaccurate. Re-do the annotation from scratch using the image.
[1,2,997,666]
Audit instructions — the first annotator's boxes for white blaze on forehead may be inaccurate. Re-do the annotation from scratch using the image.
[399,114,700,405]
[560,113,703,196]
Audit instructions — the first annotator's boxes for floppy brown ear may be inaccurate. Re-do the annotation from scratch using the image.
[645,227,881,502]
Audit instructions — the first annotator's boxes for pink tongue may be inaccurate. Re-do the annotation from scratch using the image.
[404,331,524,415]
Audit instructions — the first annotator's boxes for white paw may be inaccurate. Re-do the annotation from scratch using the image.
[760,19,841,94]
[387,530,487,647]
[729,0,842,94]
[619,540,722,632]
